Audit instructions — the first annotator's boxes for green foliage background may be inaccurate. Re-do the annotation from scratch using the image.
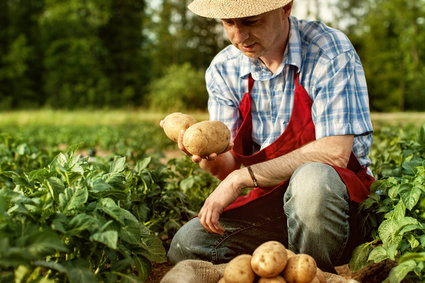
[0,111,220,282]
[0,0,424,111]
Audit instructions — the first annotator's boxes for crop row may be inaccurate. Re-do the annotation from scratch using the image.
[0,121,424,282]
[0,123,218,282]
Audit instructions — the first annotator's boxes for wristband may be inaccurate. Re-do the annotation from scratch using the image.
[247,166,259,187]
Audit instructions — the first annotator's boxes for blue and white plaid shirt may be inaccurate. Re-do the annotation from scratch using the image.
[206,16,374,170]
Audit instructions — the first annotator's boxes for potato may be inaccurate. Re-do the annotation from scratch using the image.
[217,277,226,283]
[282,254,317,283]
[183,120,231,157]
[286,249,296,258]
[259,275,287,282]
[224,254,256,283]
[162,112,197,142]
[251,241,288,278]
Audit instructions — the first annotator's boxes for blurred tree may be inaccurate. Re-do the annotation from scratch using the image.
[99,0,148,106]
[147,63,208,111]
[40,0,112,108]
[0,0,11,108]
[0,0,44,109]
[334,0,425,111]
[148,0,226,77]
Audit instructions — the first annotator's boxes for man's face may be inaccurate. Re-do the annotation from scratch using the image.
[221,7,291,59]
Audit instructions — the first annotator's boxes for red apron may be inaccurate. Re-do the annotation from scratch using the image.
[225,73,375,211]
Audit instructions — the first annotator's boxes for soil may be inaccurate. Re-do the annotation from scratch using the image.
[145,262,174,283]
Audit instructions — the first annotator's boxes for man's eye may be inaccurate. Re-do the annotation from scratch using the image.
[245,20,258,25]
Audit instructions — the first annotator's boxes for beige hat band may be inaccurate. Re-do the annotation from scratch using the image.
[188,0,293,19]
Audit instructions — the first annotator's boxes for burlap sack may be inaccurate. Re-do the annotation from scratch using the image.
[160,260,226,283]
[160,259,358,283]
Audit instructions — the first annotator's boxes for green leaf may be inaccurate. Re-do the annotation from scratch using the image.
[384,259,416,283]
[90,230,118,249]
[26,231,68,257]
[96,198,138,225]
[400,184,422,210]
[349,242,374,272]
[59,187,88,215]
[368,245,389,262]
[406,234,420,249]
[14,265,31,283]
[392,201,406,220]
[47,177,65,195]
[180,177,195,193]
[402,160,422,176]
[67,213,99,234]
[104,173,126,190]
[399,252,425,263]
[135,157,151,172]
[398,224,422,236]
[418,124,425,146]
[119,222,142,244]
[419,235,425,248]
[110,156,126,173]
[379,219,399,243]
[62,260,97,283]
[91,179,113,193]
[35,260,68,273]
[0,195,6,214]
[140,234,167,263]
[54,153,68,168]
[51,214,68,233]
[133,255,152,282]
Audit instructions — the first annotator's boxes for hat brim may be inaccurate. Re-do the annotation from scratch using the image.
[188,0,293,19]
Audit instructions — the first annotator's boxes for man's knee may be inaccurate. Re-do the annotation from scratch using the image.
[167,217,210,264]
[287,162,347,200]
[284,162,348,222]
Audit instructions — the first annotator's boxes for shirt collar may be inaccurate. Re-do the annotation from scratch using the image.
[240,16,302,80]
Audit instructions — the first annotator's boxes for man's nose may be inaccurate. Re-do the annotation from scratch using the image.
[233,25,249,44]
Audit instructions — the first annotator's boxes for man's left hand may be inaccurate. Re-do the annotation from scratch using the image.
[197,170,247,234]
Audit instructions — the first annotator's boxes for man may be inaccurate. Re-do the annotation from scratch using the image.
[167,0,374,273]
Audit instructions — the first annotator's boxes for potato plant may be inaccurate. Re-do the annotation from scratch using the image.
[1,114,425,283]
[0,130,219,282]
[349,124,425,283]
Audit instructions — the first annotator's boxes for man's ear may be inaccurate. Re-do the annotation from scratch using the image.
[283,1,293,15]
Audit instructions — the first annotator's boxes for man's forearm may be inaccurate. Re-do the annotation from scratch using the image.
[248,135,354,188]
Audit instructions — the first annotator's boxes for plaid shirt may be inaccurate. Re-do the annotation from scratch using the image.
[206,16,373,169]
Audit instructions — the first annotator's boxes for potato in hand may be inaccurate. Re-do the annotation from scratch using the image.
[161,112,197,142]
[183,120,231,157]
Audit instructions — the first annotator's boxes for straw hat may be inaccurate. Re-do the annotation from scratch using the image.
[188,0,293,19]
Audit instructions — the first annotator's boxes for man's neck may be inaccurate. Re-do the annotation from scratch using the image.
[259,56,284,74]
[259,19,290,74]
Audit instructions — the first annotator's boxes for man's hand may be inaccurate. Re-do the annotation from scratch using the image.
[198,169,250,234]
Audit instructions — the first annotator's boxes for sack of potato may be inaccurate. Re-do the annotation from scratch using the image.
[221,241,327,283]
[161,112,231,157]
[160,241,358,283]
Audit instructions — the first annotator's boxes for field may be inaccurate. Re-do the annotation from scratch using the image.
[0,110,424,283]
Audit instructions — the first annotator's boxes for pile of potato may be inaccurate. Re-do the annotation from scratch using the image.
[219,241,327,283]
[161,112,231,157]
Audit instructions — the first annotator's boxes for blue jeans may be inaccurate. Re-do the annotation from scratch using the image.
[167,162,365,272]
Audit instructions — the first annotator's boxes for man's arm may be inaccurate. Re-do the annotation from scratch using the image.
[249,134,354,187]
[198,134,354,234]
